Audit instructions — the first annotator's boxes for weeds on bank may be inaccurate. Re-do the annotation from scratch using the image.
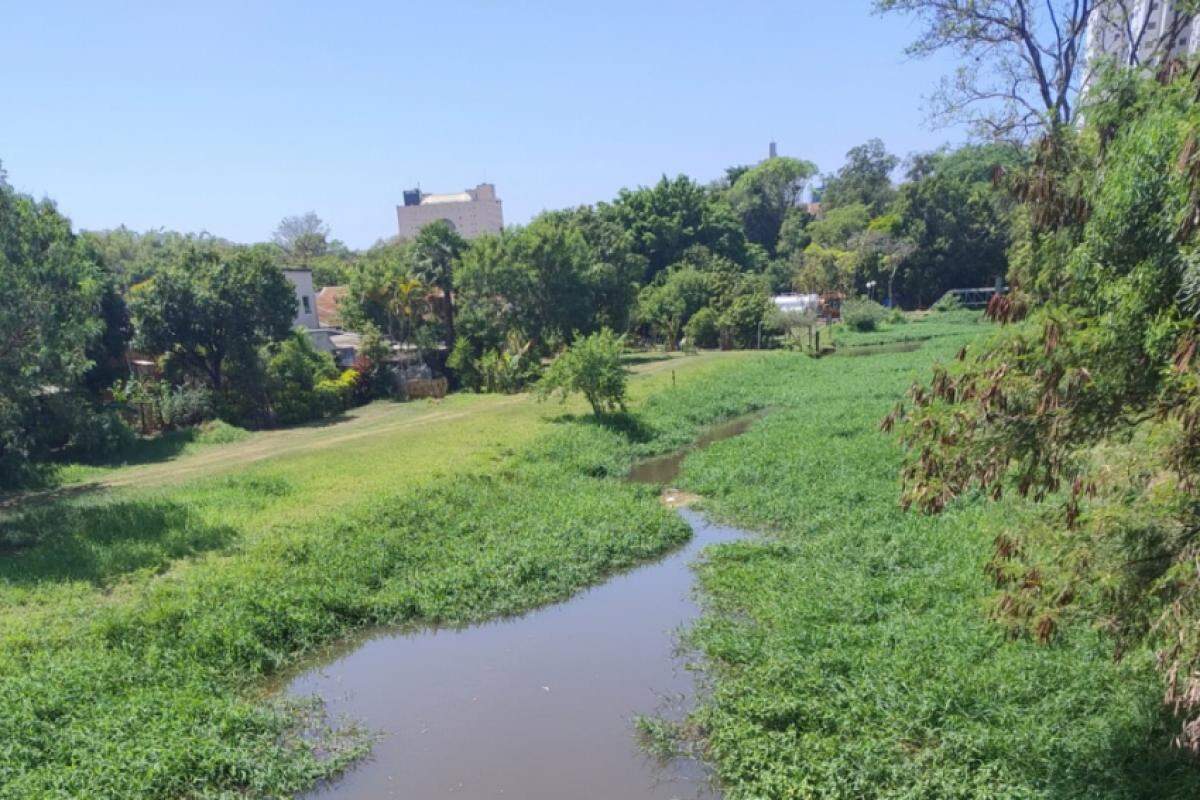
[0,351,769,798]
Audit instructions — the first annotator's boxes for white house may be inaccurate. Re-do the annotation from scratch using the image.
[283,269,320,330]
[283,268,360,367]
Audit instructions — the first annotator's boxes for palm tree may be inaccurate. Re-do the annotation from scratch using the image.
[412,221,467,355]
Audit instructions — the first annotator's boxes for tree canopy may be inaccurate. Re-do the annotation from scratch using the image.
[130,245,296,391]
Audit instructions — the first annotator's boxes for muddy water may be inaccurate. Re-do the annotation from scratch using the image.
[627,411,765,485]
[287,416,762,799]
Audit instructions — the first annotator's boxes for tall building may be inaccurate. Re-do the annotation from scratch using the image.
[1087,1,1199,68]
[395,183,504,240]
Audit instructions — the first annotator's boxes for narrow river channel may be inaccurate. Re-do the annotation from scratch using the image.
[286,415,763,799]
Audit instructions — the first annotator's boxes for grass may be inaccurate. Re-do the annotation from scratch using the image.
[4,315,1197,797]
[670,319,1200,798]
[0,349,768,798]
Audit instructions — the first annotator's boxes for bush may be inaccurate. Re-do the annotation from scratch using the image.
[537,328,628,417]
[314,369,361,416]
[194,420,250,445]
[888,308,908,325]
[931,291,964,312]
[841,297,887,332]
[61,407,137,463]
[158,386,214,429]
[684,307,720,348]
[266,332,339,425]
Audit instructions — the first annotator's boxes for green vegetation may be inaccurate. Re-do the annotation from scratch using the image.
[0,352,766,797]
[840,296,887,332]
[536,328,629,416]
[670,320,1200,798]
[892,65,1200,751]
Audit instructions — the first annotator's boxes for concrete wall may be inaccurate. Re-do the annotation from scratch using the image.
[396,183,504,240]
[283,269,320,330]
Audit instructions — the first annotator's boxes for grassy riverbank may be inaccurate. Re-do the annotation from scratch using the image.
[5,313,1191,798]
[677,322,1200,797]
[0,351,765,798]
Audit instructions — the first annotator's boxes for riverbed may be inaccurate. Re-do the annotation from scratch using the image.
[285,416,763,799]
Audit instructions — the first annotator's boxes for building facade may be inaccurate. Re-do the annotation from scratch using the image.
[283,269,320,330]
[395,183,504,240]
[1087,1,1199,68]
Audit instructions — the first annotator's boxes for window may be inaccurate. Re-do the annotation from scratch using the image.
[302,296,311,314]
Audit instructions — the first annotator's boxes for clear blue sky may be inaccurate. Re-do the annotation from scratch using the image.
[1,1,966,249]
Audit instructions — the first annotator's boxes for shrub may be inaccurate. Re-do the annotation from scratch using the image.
[888,308,908,325]
[266,332,339,426]
[684,307,720,348]
[158,385,214,429]
[60,406,137,463]
[537,328,629,417]
[313,369,361,416]
[931,291,964,312]
[194,420,250,445]
[841,297,887,332]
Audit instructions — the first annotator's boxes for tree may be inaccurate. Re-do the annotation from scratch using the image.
[342,241,431,345]
[82,226,235,287]
[273,212,330,268]
[806,203,871,249]
[603,175,753,283]
[871,0,1192,138]
[412,220,467,358]
[821,139,899,215]
[0,166,107,485]
[890,147,1015,306]
[636,267,712,350]
[130,246,295,391]
[886,68,1200,752]
[536,328,628,417]
[728,156,819,255]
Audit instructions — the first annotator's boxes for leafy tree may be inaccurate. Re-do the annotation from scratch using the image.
[273,212,330,268]
[603,175,753,282]
[412,220,467,357]
[891,147,1014,306]
[683,306,720,348]
[636,267,712,350]
[793,243,856,294]
[342,241,432,346]
[0,166,107,485]
[821,139,899,215]
[775,206,815,260]
[130,246,295,392]
[536,328,628,417]
[728,156,819,255]
[887,68,1200,751]
[806,203,871,248]
[82,226,235,286]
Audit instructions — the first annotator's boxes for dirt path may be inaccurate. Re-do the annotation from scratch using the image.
[5,352,723,505]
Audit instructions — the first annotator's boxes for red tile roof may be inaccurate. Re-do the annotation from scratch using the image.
[316,286,348,329]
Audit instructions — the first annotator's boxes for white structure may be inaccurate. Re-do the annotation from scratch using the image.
[396,183,504,240]
[1087,1,1199,69]
[283,269,360,366]
[773,294,820,315]
[283,269,319,330]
